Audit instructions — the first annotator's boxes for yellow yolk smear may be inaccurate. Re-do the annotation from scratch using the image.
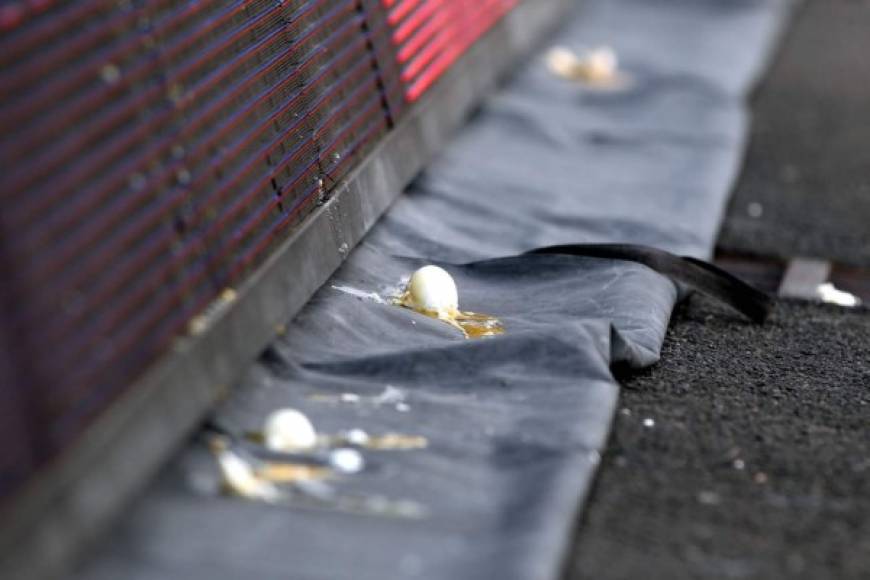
[256,463,331,483]
[362,433,429,450]
[326,432,429,450]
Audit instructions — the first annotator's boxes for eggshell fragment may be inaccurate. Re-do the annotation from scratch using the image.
[546,46,580,78]
[211,439,281,502]
[329,448,365,474]
[583,47,618,82]
[263,408,318,452]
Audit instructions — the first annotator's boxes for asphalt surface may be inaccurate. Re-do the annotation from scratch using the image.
[718,0,870,267]
[570,296,870,580]
[569,2,870,578]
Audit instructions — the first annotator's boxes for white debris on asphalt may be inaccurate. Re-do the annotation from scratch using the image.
[815,282,861,307]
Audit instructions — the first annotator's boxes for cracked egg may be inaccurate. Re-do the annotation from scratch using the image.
[397,265,504,339]
[263,408,318,452]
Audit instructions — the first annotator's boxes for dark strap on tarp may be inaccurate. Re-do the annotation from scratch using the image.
[527,244,773,324]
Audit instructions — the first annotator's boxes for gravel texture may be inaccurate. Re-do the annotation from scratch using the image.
[718,0,870,266]
[569,296,870,580]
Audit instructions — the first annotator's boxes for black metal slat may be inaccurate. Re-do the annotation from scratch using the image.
[41,2,378,421]
[0,0,394,500]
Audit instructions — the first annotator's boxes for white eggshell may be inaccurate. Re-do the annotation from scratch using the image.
[546,46,579,77]
[217,448,280,502]
[586,47,617,81]
[330,448,365,474]
[407,265,459,314]
[345,429,371,446]
[263,408,318,451]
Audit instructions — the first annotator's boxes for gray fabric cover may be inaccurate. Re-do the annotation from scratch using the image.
[73,1,789,579]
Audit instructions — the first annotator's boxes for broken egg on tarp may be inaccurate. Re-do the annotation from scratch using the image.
[263,408,318,452]
[209,434,333,498]
[397,265,504,339]
[207,424,426,513]
[403,265,459,316]
[546,45,628,88]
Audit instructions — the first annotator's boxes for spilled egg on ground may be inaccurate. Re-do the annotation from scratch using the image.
[397,265,504,339]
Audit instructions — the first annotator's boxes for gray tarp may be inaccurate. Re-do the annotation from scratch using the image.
[74,1,789,578]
